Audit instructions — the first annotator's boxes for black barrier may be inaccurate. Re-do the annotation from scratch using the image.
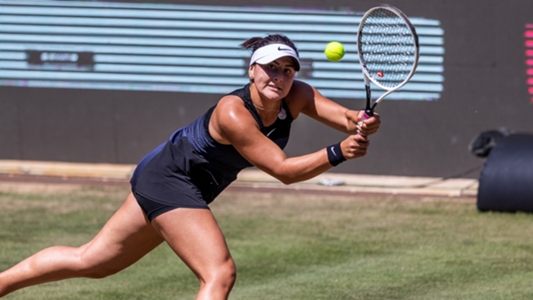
[477,134,533,212]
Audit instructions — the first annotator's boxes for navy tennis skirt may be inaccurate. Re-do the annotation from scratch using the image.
[130,136,233,221]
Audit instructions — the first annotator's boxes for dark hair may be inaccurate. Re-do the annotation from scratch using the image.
[240,34,299,56]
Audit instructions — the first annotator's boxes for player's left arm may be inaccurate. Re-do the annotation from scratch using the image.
[287,80,381,136]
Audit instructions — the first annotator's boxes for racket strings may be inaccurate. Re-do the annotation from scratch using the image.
[359,9,417,88]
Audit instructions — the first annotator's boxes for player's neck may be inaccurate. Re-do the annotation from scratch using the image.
[249,84,281,113]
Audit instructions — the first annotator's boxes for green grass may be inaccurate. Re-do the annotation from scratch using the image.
[1,185,533,299]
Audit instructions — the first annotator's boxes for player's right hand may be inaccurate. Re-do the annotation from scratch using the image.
[340,134,369,160]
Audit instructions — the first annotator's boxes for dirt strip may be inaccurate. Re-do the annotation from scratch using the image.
[0,173,476,202]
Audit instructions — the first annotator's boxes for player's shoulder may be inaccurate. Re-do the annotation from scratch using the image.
[285,80,316,113]
[216,94,244,109]
[287,80,315,100]
[214,94,254,125]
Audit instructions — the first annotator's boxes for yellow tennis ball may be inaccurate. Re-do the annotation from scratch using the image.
[324,41,345,62]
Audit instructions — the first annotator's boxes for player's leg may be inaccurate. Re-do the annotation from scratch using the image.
[151,208,236,300]
[0,193,164,297]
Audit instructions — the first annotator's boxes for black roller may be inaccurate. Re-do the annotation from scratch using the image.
[477,133,533,212]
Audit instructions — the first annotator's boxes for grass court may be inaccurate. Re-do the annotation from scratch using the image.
[1,184,532,299]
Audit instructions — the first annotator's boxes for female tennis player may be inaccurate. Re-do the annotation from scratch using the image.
[0,34,380,299]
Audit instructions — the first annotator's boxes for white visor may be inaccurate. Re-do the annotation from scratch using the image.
[249,44,300,71]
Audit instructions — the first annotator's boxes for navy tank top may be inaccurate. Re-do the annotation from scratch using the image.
[130,84,293,204]
[173,84,293,173]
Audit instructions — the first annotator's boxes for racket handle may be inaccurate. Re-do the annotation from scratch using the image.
[363,108,374,120]
[358,109,374,136]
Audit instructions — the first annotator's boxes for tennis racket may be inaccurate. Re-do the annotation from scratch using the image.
[357,4,420,120]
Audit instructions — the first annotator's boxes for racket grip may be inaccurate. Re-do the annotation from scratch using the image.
[363,109,374,120]
[358,109,373,135]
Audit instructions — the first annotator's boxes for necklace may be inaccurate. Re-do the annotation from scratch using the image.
[253,103,287,120]
[253,103,281,112]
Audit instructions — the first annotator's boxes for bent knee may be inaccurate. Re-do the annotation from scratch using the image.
[78,260,123,279]
[74,249,124,279]
[82,266,122,279]
[223,260,237,284]
[202,259,237,287]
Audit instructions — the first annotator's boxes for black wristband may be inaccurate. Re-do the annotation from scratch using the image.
[326,142,346,166]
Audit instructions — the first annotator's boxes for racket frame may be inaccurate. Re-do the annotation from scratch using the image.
[357,4,420,116]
